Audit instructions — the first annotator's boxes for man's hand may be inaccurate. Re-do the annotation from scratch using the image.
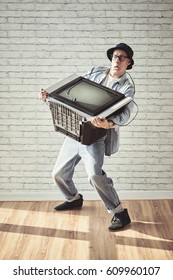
[38,89,48,102]
[90,116,115,129]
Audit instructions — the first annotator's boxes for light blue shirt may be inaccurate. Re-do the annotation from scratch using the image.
[84,66,135,155]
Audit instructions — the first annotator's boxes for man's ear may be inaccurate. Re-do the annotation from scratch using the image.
[128,58,131,65]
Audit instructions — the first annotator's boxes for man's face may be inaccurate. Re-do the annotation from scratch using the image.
[110,49,131,78]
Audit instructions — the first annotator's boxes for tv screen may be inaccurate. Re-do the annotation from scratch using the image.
[48,75,125,116]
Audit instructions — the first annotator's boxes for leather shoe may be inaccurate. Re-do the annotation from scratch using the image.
[108,208,131,231]
[54,194,83,211]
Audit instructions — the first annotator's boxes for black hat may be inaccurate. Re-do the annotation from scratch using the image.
[107,43,134,70]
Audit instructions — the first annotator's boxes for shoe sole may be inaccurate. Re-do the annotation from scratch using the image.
[54,205,83,211]
[108,222,131,231]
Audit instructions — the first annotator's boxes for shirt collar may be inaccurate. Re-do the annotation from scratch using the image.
[110,72,127,85]
[100,68,127,85]
[104,69,126,85]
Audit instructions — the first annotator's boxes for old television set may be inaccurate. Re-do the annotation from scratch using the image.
[46,74,132,144]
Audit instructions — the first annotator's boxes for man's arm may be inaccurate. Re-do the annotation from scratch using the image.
[109,84,135,126]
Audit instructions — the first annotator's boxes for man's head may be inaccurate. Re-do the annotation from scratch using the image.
[107,43,134,78]
[107,43,134,70]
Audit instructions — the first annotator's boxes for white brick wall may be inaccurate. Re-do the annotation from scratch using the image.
[0,0,173,200]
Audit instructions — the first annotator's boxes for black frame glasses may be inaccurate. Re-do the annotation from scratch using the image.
[112,55,128,62]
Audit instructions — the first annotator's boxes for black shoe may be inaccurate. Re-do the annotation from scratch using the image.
[108,208,131,231]
[54,194,83,211]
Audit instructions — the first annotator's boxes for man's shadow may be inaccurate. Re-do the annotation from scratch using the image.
[116,220,173,250]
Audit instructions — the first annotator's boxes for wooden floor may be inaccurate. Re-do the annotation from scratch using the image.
[0,199,172,260]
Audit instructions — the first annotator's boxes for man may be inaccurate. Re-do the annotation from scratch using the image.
[39,43,135,231]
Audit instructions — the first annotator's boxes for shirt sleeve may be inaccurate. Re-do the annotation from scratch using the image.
[109,83,135,126]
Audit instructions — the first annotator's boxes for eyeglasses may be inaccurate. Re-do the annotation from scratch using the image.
[112,55,128,62]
